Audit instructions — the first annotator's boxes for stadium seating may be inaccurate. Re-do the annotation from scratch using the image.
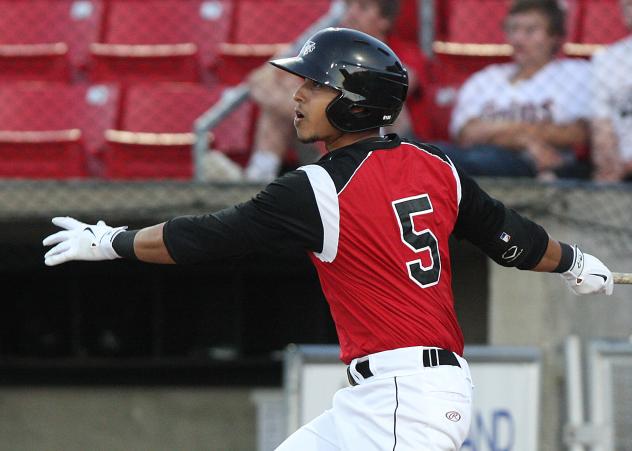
[103,83,254,179]
[217,0,331,85]
[91,0,233,84]
[0,82,119,178]
[433,0,580,84]
[564,0,629,57]
[420,82,460,142]
[0,0,103,81]
[432,0,513,84]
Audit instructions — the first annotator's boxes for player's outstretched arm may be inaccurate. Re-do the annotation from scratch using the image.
[451,165,613,296]
[43,217,175,266]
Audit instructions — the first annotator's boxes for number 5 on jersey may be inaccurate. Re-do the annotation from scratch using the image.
[392,194,441,288]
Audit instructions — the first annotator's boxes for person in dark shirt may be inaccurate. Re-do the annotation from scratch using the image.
[43,28,612,450]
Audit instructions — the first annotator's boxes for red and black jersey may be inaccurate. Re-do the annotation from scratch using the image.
[164,135,548,364]
[303,138,462,362]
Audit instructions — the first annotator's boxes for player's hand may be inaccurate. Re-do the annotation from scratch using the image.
[42,217,126,266]
[561,246,613,295]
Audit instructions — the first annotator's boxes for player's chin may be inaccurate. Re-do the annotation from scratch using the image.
[295,128,319,144]
[297,135,320,144]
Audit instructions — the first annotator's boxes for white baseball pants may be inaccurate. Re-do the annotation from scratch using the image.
[276,346,474,451]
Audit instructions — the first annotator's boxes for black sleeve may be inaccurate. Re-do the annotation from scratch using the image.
[452,167,549,270]
[162,170,324,264]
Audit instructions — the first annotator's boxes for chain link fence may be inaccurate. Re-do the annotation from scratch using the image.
[0,0,630,181]
[0,178,630,258]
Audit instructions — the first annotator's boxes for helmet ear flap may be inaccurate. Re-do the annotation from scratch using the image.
[326,96,362,133]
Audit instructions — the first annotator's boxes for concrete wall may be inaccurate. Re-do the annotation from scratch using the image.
[0,388,256,451]
[488,218,632,451]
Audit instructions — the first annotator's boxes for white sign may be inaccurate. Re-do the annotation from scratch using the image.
[285,346,540,451]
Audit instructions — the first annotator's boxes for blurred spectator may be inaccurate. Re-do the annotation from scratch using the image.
[244,0,428,182]
[442,0,591,179]
[591,0,632,182]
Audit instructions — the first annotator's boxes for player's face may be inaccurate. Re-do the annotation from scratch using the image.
[621,0,632,29]
[504,10,560,68]
[292,78,342,146]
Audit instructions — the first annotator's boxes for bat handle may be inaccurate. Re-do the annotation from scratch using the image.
[613,272,632,284]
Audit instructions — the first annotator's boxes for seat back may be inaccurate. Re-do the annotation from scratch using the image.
[217,0,331,84]
[103,0,233,69]
[580,0,628,44]
[0,0,103,69]
[0,82,119,154]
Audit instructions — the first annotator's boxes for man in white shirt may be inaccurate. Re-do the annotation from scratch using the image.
[444,0,591,179]
[591,0,632,182]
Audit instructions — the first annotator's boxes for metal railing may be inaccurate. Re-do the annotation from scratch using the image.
[192,0,346,181]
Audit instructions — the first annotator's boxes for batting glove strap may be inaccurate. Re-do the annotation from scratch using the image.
[89,224,128,260]
[562,245,584,280]
[561,245,613,296]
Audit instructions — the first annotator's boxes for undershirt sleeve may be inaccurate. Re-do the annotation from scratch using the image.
[162,170,324,264]
[452,167,549,270]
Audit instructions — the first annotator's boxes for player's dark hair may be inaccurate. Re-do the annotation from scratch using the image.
[508,0,566,37]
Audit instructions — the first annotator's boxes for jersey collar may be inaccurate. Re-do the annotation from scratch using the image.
[321,134,402,161]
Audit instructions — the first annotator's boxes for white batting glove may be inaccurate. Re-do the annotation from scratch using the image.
[42,217,127,266]
[561,246,613,296]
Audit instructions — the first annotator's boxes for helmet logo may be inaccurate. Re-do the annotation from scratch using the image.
[300,40,316,57]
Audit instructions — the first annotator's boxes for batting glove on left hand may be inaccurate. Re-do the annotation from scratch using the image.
[43,217,127,266]
[561,245,613,296]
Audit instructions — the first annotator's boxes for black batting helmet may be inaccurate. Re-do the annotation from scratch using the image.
[270,27,408,133]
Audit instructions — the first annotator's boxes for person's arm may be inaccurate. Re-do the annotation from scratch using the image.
[43,171,324,267]
[452,165,613,295]
[458,119,588,149]
[591,118,625,182]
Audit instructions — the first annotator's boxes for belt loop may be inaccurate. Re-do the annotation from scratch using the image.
[347,366,358,386]
[431,348,439,367]
[422,349,430,367]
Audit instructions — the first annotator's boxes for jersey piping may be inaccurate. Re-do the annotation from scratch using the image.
[401,141,462,207]
[299,164,340,262]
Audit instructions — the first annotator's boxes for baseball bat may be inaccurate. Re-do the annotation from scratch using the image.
[613,273,632,284]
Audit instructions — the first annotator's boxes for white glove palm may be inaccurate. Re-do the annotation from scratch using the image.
[561,246,613,295]
[43,217,126,266]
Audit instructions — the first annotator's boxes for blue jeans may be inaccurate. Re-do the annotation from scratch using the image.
[434,142,591,179]
[437,143,537,177]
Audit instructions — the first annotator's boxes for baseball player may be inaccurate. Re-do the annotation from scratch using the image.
[43,28,613,450]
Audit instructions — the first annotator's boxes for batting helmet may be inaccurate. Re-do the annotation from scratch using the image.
[269,27,409,133]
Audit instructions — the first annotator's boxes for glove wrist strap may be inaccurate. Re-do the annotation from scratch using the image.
[99,227,127,259]
[562,245,584,279]
[112,230,139,260]
[554,242,575,273]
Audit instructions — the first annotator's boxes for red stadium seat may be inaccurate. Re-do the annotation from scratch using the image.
[0,82,119,178]
[391,0,420,44]
[581,0,628,43]
[217,0,331,85]
[433,0,513,84]
[104,83,254,179]
[91,0,233,84]
[0,0,103,80]
[422,82,462,142]
[565,0,628,57]
[0,44,71,83]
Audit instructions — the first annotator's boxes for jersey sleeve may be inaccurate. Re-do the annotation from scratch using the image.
[163,170,324,264]
[452,167,549,270]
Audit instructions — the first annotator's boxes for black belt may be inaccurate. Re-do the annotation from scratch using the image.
[347,349,460,386]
